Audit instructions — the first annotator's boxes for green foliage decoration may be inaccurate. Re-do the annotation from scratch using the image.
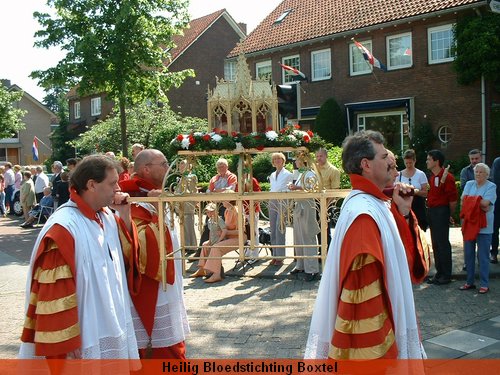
[169,125,328,154]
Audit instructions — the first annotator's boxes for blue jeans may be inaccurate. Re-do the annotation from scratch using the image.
[0,191,5,214]
[4,185,14,214]
[465,233,492,288]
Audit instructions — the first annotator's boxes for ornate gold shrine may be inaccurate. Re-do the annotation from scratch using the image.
[207,54,279,133]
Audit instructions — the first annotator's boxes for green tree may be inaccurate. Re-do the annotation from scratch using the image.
[0,85,26,138]
[453,12,500,90]
[314,98,347,146]
[49,88,76,163]
[71,102,206,159]
[410,120,436,171]
[31,0,195,157]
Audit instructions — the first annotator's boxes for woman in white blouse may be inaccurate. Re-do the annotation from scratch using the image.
[398,149,429,231]
[268,153,293,266]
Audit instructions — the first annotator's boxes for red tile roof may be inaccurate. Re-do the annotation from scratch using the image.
[230,0,483,56]
[169,9,243,63]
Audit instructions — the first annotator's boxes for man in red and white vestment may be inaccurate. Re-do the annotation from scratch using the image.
[305,130,429,360]
[120,149,190,359]
[19,155,140,359]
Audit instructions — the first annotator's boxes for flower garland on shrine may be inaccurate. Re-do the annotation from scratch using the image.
[170,125,328,153]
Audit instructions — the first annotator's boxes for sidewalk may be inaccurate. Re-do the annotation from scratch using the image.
[1,215,499,359]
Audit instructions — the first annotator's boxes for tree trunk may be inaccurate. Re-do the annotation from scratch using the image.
[119,99,128,158]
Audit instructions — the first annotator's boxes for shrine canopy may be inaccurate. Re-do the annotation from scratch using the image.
[207,53,278,134]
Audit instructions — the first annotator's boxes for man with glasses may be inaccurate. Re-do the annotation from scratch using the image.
[120,149,190,359]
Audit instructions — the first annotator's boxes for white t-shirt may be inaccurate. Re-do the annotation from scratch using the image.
[398,168,428,190]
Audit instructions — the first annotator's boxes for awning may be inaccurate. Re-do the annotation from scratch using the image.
[345,97,413,131]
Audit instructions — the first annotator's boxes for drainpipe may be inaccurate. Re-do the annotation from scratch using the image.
[481,74,486,162]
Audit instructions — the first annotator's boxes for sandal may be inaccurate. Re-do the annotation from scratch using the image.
[459,284,476,291]
[478,287,489,294]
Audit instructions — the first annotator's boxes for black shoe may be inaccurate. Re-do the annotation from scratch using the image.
[289,268,304,275]
[491,257,498,264]
[462,265,467,271]
[304,273,318,282]
[434,278,451,285]
[426,277,437,284]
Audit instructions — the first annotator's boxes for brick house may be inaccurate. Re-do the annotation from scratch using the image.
[67,9,246,132]
[228,0,499,161]
[0,80,57,166]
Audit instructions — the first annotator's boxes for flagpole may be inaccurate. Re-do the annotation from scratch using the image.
[352,38,381,84]
[34,136,52,152]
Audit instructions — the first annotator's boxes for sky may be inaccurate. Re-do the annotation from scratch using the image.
[0,0,282,103]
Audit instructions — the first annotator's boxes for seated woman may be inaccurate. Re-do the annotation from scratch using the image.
[195,197,245,284]
[20,187,54,228]
[191,202,227,278]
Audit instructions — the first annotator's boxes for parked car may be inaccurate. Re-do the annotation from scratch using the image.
[11,189,23,216]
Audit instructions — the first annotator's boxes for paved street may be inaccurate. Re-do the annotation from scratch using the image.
[1,214,499,359]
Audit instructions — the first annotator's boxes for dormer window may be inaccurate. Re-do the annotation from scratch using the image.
[274,9,292,24]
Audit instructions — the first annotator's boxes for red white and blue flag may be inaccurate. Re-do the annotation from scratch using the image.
[279,63,307,80]
[352,39,387,72]
[32,136,39,161]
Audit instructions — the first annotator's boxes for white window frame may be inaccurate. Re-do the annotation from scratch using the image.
[74,101,81,120]
[438,125,452,144]
[428,24,455,64]
[357,110,408,151]
[282,55,300,83]
[256,60,272,80]
[386,32,412,70]
[91,97,101,116]
[224,60,236,82]
[349,40,373,76]
[311,48,331,81]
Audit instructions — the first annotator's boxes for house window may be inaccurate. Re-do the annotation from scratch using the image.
[349,40,373,76]
[438,126,452,144]
[357,111,410,152]
[224,60,236,81]
[74,101,81,119]
[311,49,331,81]
[274,9,292,24]
[282,55,300,83]
[0,148,6,162]
[387,32,412,70]
[256,60,272,80]
[91,97,101,116]
[428,24,455,64]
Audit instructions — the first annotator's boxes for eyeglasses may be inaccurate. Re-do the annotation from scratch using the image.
[146,161,168,168]
[408,177,412,185]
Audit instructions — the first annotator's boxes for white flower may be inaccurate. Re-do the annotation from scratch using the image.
[181,137,190,149]
[265,130,279,141]
[235,142,243,150]
[293,130,306,137]
[193,132,203,137]
[287,134,297,141]
[211,134,223,143]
